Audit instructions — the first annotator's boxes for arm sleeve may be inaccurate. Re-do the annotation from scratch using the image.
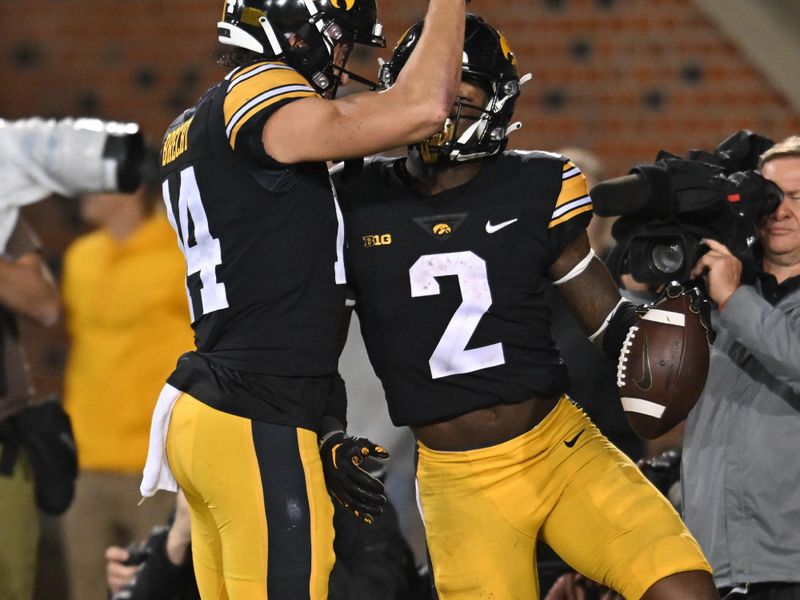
[222,62,319,166]
[547,160,593,263]
[717,285,800,394]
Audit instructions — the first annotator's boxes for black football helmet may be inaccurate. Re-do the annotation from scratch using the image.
[379,14,529,164]
[218,0,385,93]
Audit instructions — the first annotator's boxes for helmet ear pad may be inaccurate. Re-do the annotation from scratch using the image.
[284,21,338,90]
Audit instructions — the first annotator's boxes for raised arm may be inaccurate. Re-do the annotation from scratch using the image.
[263,0,466,163]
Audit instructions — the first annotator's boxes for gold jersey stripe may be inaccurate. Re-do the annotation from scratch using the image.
[554,169,589,209]
[228,90,317,149]
[223,65,316,127]
[562,160,578,172]
[549,203,593,228]
[562,161,583,183]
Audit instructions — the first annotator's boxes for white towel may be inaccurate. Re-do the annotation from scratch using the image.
[140,383,182,498]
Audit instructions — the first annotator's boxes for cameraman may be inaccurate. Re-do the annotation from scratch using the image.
[683,135,800,599]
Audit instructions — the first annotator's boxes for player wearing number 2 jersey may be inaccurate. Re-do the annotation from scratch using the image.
[336,15,717,600]
[140,1,468,598]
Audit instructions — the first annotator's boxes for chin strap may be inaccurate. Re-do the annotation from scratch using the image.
[258,17,284,56]
[501,73,532,140]
[330,64,382,91]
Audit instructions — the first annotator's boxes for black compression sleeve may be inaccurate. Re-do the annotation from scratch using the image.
[601,301,640,361]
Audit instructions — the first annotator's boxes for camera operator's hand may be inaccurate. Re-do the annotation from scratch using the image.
[320,431,389,524]
[691,238,743,307]
[105,546,141,596]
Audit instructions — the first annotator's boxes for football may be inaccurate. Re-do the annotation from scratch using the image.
[617,290,710,439]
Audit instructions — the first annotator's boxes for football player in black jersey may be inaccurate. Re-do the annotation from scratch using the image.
[140,1,468,598]
[336,15,719,600]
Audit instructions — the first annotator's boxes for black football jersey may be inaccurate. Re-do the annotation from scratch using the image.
[337,152,592,426]
[160,61,347,380]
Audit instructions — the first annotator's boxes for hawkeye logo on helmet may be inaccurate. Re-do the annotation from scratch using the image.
[331,0,356,10]
[499,33,517,66]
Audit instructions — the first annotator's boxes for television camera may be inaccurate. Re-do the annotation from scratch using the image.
[592,130,783,285]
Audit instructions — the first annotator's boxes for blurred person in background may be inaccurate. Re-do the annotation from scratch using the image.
[0,116,145,599]
[61,151,194,600]
[0,213,60,600]
[682,135,800,600]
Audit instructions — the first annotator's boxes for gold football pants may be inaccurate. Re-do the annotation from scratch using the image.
[416,396,710,600]
[166,393,334,600]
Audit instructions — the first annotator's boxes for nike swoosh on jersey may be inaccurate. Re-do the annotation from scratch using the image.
[564,428,585,448]
[634,335,653,390]
[485,218,518,234]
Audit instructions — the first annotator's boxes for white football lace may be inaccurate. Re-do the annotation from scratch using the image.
[617,325,639,387]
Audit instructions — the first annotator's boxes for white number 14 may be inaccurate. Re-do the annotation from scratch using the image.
[163,167,229,321]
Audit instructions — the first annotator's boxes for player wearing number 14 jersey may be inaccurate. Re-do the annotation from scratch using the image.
[336,15,716,600]
[140,0,468,598]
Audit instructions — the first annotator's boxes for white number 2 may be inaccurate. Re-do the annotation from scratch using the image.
[163,167,229,321]
[409,251,505,379]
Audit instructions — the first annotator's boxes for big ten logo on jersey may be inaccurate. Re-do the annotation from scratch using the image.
[362,233,392,248]
[162,117,194,166]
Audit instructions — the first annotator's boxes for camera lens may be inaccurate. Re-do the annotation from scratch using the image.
[650,242,685,274]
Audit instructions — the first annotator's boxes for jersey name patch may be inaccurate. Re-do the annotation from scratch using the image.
[162,116,194,166]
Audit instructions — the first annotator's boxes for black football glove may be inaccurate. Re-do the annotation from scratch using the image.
[319,431,389,524]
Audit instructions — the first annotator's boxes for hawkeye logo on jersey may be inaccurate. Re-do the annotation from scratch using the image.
[162,116,194,166]
[413,213,468,241]
[363,233,392,248]
[331,0,356,10]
